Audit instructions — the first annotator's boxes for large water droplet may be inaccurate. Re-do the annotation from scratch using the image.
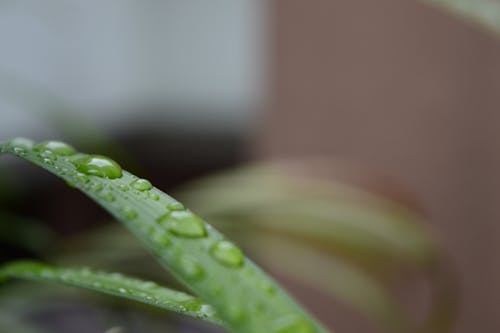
[158,211,206,238]
[131,178,152,191]
[73,155,122,179]
[211,240,244,268]
[34,140,76,156]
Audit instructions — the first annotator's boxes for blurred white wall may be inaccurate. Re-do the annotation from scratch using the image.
[0,0,267,138]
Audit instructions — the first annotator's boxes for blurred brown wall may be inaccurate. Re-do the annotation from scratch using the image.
[260,0,500,332]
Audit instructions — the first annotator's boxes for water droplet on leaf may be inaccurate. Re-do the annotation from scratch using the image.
[34,140,75,156]
[179,257,204,280]
[167,202,184,211]
[118,184,129,192]
[158,211,206,238]
[122,207,138,219]
[211,240,244,267]
[100,191,115,202]
[73,155,122,179]
[131,178,152,191]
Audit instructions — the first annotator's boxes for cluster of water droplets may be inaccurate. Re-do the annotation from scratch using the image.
[3,139,320,333]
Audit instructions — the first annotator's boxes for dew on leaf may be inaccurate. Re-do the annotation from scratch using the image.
[118,184,129,192]
[73,155,122,179]
[158,211,206,238]
[100,191,115,202]
[34,140,76,156]
[131,178,152,191]
[150,230,171,247]
[167,202,184,211]
[179,257,204,280]
[211,240,244,268]
[75,173,90,184]
[122,207,138,219]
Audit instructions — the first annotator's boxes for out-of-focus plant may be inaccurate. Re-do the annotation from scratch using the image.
[423,0,500,33]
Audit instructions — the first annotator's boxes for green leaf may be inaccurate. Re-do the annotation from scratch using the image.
[0,138,330,333]
[423,0,500,34]
[0,261,221,325]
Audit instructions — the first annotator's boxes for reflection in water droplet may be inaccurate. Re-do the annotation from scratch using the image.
[34,140,76,156]
[73,155,122,179]
[131,178,152,191]
[158,211,206,238]
[211,240,244,268]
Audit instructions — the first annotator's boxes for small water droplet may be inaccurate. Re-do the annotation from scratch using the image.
[139,281,157,289]
[151,230,171,247]
[131,178,152,191]
[122,206,138,219]
[34,140,76,156]
[73,155,122,179]
[92,183,104,192]
[118,184,129,192]
[255,278,277,295]
[75,173,90,184]
[179,257,204,280]
[118,288,128,294]
[40,150,57,161]
[167,202,184,211]
[158,211,206,238]
[149,193,159,201]
[211,240,244,268]
[42,158,54,165]
[100,191,115,202]
[182,299,202,312]
[13,147,26,156]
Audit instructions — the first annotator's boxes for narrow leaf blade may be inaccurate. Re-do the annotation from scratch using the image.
[0,261,222,325]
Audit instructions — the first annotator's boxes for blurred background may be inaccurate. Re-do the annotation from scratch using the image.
[0,0,499,332]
